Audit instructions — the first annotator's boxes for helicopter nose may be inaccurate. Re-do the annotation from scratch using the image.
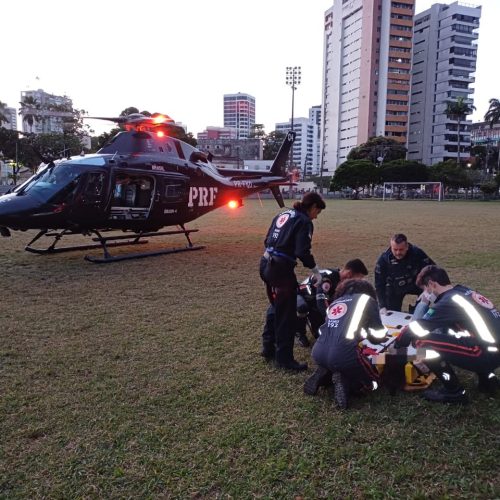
[0,192,40,228]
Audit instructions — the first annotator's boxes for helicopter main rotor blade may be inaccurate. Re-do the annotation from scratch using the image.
[86,116,128,124]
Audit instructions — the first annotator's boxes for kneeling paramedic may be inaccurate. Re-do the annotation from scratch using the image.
[259,192,326,371]
[304,279,388,408]
[395,265,500,404]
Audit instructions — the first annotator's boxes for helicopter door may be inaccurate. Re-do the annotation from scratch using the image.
[162,178,187,216]
[71,172,107,220]
[110,173,154,221]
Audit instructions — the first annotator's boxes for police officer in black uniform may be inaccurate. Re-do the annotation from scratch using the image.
[260,192,325,371]
[304,279,388,409]
[395,265,500,404]
[375,233,435,313]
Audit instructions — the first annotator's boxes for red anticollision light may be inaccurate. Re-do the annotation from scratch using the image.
[228,199,243,209]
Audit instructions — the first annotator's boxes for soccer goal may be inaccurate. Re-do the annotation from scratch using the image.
[382,182,443,201]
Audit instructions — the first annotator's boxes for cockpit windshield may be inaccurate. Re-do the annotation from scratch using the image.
[19,163,83,203]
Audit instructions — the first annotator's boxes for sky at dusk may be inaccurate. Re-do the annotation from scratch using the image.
[2,0,497,136]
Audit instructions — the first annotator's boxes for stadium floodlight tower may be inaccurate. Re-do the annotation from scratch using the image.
[285,66,301,190]
[285,66,301,132]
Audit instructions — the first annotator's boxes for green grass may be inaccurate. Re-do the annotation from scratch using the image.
[1,199,499,498]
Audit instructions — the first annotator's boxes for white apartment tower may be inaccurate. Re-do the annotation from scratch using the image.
[407,1,481,165]
[19,89,73,134]
[276,106,321,178]
[321,0,415,174]
[0,106,17,131]
[223,93,256,139]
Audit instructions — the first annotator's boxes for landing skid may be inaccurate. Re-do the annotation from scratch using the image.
[25,226,205,263]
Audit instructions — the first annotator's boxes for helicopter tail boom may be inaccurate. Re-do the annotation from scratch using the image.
[270,131,296,176]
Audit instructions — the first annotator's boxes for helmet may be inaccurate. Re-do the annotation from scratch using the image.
[299,268,340,300]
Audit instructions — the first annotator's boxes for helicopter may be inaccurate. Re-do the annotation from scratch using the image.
[0,113,295,262]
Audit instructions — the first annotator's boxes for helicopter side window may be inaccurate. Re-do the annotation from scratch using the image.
[83,173,106,204]
[113,174,153,208]
[21,163,82,202]
[165,183,186,201]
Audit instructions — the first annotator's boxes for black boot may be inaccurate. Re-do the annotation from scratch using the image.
[304,366,332,395]
[295,332,310,348]
[421,361,467,404]
[421,387,468,404]
[477,373,500,395]
[331,371,348,409]
[260,347,275,362]
[274,359,308,372]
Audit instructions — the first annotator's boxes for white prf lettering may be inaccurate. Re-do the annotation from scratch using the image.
[209,187,218,205]
[188,187,199,207]
[188,187,218,207]
[199,187,209,207]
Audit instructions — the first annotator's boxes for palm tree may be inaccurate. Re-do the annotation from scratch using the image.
[0,101,9,127]
[19,95,41,133]
[484,98,500,129]
[445,96,476,165]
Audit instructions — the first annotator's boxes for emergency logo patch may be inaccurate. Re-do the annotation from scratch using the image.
[472,292,494,309]
[276,213,290,228]
[327,302,348,320]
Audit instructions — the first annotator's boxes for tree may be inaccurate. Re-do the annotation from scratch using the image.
[445,96,476,166]
[0,128,19,159]
[479,181,498,199]
[0,101,10,127]
[19,95,41,132]
[263,130,286,160]
[347,136,406,164]
[21,133,83,167]
[249,124,266,139]
[167,128,197,147]
[0,129,40,183]
[380,159,428,183]
[120,107,140,116]
[330,159,378,199]
[308,175,332,191]
[484,98,500,129]
[428,160,472,192]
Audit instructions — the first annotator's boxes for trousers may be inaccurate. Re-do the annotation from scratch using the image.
[260,255,298,364]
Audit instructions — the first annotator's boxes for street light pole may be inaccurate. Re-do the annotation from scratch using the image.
[285,66,301,198]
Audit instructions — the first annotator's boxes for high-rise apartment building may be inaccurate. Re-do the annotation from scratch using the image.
[321,0,415,173]
[407,1,481,165]
[197,126,238,141]
[0,105,17,131]
[276,106,321,178]
[19,89,73,134]
[223,93,255,139]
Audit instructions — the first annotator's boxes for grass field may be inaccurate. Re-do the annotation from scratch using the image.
[1,199,499,498]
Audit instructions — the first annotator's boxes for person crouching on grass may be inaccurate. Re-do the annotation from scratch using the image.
[394,265,500,404]
[304,279,388,409]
